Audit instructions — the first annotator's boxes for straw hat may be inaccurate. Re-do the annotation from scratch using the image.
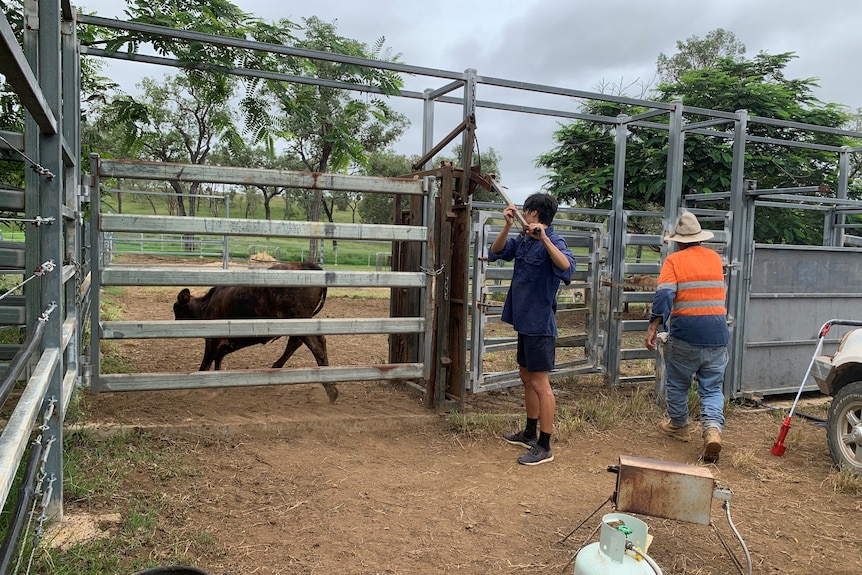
[665,212,714,243]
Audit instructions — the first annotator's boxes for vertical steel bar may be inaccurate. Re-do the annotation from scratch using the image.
[830,147,849,246]
[725,111,749,397]
[654,101,684,402]
[89,154,103,393]
[33,0,65,523]
[61,4,80,416]
[604,116,628,386]
[421,88,435,170]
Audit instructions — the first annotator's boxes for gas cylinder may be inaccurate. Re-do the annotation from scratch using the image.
[573,513,661,575]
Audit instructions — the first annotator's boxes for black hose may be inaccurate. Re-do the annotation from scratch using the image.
[0,317,46,410]
[0,438,45,575]
[760,402,826,424]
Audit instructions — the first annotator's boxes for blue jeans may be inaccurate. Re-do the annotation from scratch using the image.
[664,337,728,431]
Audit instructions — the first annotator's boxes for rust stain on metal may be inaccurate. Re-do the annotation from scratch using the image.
[310,172,322,188]
[615,455,715,525]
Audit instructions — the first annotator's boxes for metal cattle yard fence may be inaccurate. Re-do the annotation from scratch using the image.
[3,0,862,556]
[88,156,436,398]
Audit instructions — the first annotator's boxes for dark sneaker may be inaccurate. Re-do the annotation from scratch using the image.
[517,445,554,466]
[502,430,537,449]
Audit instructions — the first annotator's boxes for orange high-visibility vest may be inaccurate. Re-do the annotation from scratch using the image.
[657,245,726,317]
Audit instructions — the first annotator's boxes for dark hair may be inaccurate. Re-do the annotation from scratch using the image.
[522,192,558,225]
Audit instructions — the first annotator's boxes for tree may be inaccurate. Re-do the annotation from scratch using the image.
[98,74,240,218]
[0,0,118,189]
[538,42,853,244]
[656,28,746,83]
[357,150,414,224]
[536,99,666,210]
[257,17,409,261]
[79,0,299,217]
[659,52,850,243]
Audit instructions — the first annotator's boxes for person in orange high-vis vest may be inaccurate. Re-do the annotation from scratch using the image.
[645,212,729,463]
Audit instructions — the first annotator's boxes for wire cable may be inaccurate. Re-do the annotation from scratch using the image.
[0,134,55,180]
[626,542,664,575]
[712,500,752,575]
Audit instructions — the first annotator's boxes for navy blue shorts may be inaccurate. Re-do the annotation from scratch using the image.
[516,333,556,372]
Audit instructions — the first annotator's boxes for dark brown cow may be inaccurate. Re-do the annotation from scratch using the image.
[173,262,337,403]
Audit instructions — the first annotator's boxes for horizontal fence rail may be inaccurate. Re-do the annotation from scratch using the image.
[0,348,59,511]
[91,157,435,397]
[100,268,427,288]
[98,364,425,392]
[101,318,425,339]
[98,159,425,194]
[101,214,428,242]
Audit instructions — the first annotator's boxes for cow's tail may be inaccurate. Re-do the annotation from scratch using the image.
[305,261,327,317]
[313,287,327,317]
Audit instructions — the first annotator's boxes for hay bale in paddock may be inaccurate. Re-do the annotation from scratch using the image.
[250,251,277,264]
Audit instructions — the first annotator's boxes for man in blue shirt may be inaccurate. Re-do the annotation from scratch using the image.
[489,192,575,465]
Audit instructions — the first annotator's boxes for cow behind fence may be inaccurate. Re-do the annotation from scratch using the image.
[624,274,658,318]
[173,261,338,403]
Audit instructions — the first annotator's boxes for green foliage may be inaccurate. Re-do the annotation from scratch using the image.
[538,35,856,245]
[0,0,117,188]
[81,2,410,263]
[357,150,415,224]
[263,16,409,176]
[537,99,667,212]
[660,52,851,244]
[92,0,298,71]
[656,28,746,83]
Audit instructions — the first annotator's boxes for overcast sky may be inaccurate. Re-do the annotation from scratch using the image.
[78,0,862,203]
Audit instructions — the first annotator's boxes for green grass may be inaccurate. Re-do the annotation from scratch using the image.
[3,191,394,267]
[28,428,205,574]
[445,379,663,441]
[96,287,135,374]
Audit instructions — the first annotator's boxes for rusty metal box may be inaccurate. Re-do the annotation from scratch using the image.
[614,455,715,525]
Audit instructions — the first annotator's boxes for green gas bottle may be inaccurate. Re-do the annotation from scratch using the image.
[573,513,662,575]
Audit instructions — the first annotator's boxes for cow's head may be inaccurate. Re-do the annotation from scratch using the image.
[173,288,194,320]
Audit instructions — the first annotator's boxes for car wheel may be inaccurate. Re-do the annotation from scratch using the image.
[827,380,862,474]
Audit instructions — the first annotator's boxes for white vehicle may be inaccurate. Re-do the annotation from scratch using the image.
[810,322,862,475]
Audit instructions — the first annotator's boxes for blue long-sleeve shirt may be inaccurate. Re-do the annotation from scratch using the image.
[488,226,575,337]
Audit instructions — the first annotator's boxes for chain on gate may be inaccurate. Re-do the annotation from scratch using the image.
[421,264,447,300]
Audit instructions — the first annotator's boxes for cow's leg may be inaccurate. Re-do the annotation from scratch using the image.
[272,335,337,404]
[199,338,218,371]
[214,340,236,371]
[272,336,304,368]
[303,335,337,404]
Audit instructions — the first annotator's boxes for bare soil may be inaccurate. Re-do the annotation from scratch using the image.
[69,256,861,575]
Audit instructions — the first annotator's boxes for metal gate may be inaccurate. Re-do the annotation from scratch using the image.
[739,245,862,397]
[89,157,437,397]
[468,210,604,392]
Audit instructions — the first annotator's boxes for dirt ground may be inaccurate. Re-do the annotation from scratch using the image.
[69,257,861,575]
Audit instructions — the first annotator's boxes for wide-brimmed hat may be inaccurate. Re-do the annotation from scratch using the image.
[665,212,714,243]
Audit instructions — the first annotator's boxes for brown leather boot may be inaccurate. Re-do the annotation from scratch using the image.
[702,428,722,462]
[659,420,692,442]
